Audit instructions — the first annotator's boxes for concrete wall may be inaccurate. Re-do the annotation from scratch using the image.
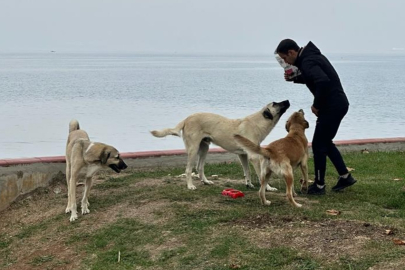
[1,137,405,212]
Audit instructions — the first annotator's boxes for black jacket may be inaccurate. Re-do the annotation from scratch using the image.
[293,41,349,114]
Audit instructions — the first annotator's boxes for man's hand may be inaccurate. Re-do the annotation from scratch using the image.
[284,72,294,82]
[311,105,319,116]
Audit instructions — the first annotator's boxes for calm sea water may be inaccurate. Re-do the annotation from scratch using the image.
[1,52,405,159]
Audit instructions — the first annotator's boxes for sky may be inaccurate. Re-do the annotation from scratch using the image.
[1,0,404,54]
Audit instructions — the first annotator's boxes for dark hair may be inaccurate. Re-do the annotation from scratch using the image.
[275,39,300,54]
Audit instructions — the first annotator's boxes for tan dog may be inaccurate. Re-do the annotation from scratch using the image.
[151,100,290,190]
[65,119,127,222]
[234,109,309,207]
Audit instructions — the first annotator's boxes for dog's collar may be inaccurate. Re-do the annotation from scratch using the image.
[85,143,95,153]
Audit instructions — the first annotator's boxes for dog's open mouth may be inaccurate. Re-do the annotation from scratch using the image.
[109,164,121,173]
[109,161,128,173]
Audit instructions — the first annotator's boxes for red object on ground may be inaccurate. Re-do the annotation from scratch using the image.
[221,188,245,199]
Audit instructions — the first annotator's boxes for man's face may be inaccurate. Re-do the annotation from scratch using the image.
[278,50,297,65]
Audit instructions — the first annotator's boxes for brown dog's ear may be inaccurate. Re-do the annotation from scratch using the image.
[100,150,110,164]
[298,109,304,115]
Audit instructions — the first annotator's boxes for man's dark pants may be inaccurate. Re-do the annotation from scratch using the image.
[312,106,349,185]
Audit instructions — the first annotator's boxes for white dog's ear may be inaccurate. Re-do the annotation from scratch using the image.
[100,150,110,164]
[262,109,273,120]
[298,109,304,115]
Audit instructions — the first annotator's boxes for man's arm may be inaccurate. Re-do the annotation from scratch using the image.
[302,61,330,110]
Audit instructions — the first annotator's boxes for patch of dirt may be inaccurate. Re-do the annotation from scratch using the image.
[4,241,80,270]
[368,257,405,270]
[144,235,185,261]
[124,200,173,225]
[129,178,166,188]
[228,213,403,262]
[1,185,67,236]
[0,176,175,269]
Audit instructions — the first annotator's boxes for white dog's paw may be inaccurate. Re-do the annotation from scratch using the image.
[246,183,255,189]
[263,200,271,206]
[202,179,214,185]
[266,185,278,192]
[187,184,197,190]
[81,207,90,215]
[295,203,302,208]
[69,212,78,222]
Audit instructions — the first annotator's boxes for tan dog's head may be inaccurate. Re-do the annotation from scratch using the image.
[262,100,290,120]
[100,146,128,173]
[285,109,309,132]
[86,143,128,173]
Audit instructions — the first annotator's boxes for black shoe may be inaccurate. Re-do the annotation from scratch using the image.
[307,183,325,195]
[332,174,357,191]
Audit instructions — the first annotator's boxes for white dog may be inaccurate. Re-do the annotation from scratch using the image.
[151,100,290,190]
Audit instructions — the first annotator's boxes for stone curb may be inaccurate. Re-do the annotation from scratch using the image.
[1,137,405,167]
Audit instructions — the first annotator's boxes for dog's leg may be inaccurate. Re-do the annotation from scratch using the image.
[184,143,200,190]
[197,140,213,185]
[259,165,272,206]
[238,154,255,188]
[284,165,302,208]
[81,176,93,215]
[299,157,309,193]
[196,140,208,172]
[186,154,198,190]
[65,160,71,213]
[68,165,81,222]
[250,157,278,192]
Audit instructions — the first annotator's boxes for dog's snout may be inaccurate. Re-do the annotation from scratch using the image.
[119,160,128,170]
[275,100,290,115]
[274,100,290,109]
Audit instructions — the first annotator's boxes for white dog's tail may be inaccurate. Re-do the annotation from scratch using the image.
[234,134,272,159]
[150,120,185,138]
[69,119,80,133]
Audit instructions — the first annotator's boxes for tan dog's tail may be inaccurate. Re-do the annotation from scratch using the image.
[150,120,185,138]
[69,119,80,133]
[234,134,271,159]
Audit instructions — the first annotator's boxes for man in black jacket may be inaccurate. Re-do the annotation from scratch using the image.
[275,39,357,195]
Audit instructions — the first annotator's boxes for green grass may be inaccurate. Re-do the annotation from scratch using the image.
[2,151,405,270]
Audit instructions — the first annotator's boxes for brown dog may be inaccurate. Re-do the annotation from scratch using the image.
[234,109,309,207]
[65,119,127,222]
